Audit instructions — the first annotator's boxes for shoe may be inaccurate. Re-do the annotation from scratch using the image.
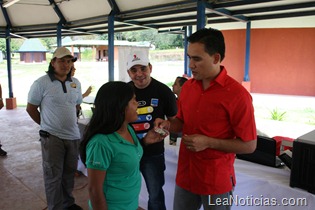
[65,204,83,210]
[0,145,7,156]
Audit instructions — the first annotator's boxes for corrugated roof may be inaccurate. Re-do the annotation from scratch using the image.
[17,38,48,52]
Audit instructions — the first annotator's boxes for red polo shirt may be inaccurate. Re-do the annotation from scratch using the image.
[176,66,256,195]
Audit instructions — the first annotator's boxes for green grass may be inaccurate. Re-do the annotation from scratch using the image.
[254,106,315,125]
[1,60,315,126]
[0,60,108,107]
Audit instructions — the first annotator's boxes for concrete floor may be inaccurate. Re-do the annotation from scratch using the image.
[0,108,89,210]
[1,94,315,209]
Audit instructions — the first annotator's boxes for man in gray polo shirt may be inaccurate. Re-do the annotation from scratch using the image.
[26,47,83,210]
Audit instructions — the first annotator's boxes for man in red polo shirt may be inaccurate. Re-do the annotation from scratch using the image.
[156,28,257,210]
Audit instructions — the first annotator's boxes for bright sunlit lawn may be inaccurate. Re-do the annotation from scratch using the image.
[1,59,315,126]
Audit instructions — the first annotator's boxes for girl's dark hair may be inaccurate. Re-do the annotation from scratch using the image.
[188,27,225,62]
[80,81,134,165]
[176,76,188,87]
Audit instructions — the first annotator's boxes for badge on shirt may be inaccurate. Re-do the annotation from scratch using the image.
[132,122,150,131]
[137,106,154,115]
[70,83,77,88]
[138,101,146,107]
[151,98,159,107]
[136,114,153,122]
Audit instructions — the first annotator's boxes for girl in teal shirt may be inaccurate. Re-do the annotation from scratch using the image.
[80,81,166,210]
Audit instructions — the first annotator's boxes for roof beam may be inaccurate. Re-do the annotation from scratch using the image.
[118,7,194,20]
[233,1,315,16]
[2,0,20,8]
[250,10,315,21]
[10,32,27,39]
[206,2,248,23]
[121,1,194,15]
[115,18,159,30]
[0,5,12,28]
[107,0,120,13]
[62,29,101,36]
[209,8,248,22]
[212,0,283,8]
[48,0,68,26]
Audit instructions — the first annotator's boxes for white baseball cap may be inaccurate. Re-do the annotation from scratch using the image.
[53,47,75,60]
[127,51,150,70]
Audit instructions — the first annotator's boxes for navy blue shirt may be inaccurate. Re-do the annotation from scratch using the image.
[129,78,177,156]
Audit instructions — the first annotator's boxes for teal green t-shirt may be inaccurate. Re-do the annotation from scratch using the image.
[86,125,143,210]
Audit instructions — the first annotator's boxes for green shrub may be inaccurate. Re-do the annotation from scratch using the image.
[81,49,94,61]
[270,108,286,121]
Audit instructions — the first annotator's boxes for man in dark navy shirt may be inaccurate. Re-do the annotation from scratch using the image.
[127,51,177,210]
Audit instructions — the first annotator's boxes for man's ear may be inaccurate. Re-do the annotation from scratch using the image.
[149,63,153,73]
[213,53,221,64]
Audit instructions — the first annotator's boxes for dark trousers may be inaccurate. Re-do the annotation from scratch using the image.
[174,185,233,210]
[40,134,80,210]
[140,154,166,210]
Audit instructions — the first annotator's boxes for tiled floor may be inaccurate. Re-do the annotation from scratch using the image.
[0,108,89,210]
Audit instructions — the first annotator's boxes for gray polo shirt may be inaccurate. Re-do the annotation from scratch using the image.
[28,73,82,140]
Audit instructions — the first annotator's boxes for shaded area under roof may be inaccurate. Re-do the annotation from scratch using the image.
[0,0,314,39]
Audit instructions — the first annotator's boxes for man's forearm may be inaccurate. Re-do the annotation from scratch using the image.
[28,111,40,125]
[26,107,41,125]
[169,117,183,133]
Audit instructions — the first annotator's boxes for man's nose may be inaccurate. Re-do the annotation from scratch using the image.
[135,69,143,76]
[189,60,195,69]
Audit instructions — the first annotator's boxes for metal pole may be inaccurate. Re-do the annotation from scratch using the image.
[108,12,115,81]
[5,27,13,98]
[244,21,251,81]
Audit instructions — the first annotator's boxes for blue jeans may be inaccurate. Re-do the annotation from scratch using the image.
[140,154,166,210]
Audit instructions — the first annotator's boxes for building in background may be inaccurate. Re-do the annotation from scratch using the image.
[17,38,48,63]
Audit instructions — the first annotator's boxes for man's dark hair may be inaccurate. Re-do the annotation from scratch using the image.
[47,57,72,77]
[47,58,56,74]
[188,28,225,61]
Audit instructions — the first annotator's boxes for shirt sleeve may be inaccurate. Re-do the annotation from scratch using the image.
[85,134,113,170]
[162,85,177,117]
[28,80,43,106]
[230,90,257,141]
[73,78,83,105]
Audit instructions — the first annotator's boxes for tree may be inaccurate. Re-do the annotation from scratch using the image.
[0,39,6,54]
[122,29,183,49]
[0,38,24,55]
[41,37,56,52]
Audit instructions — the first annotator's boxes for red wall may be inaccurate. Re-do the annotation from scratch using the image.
[221,28,315,96]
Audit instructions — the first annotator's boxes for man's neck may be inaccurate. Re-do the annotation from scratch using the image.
[54,74,67,82]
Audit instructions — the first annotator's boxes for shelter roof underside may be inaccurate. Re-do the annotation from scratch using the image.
[0,0,314,39]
